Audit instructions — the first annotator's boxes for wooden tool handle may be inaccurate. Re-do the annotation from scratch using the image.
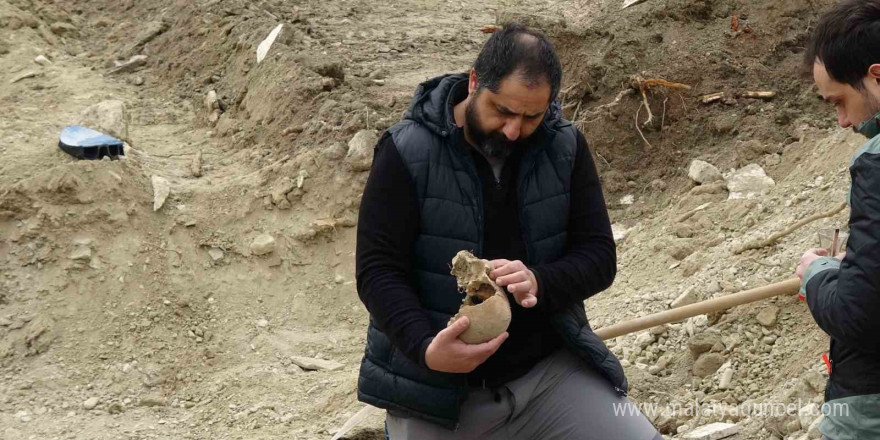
[594,278,802,340]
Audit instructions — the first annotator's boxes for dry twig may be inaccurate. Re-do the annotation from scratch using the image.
[734,202,848,254]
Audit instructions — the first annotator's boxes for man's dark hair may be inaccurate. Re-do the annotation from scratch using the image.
[806,0,880,89]
[473,24,563,103]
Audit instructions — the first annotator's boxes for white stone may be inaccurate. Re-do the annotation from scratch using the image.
[346,130,379,171]
[619,194,634,205]
[256,24,283,64]
[69,246,92,261]
[727,164,775,200]
[250,234,275,256]
[671,289,698,308]
[208,248,224,261]
[80,100,129,143]
[256,318,269,328]
[799,403,820,433]
[83,397,99,410]
[34,55,51,66]
[688,160,723,184]
[718,367,734,390]
[611,224,629,242]
[682,422,739,440]
[635,332,655,349]
[151,176,170,211]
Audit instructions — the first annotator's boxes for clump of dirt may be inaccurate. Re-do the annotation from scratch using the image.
[449,250,511,344]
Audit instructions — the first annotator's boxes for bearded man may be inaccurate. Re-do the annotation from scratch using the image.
[355,23,661,440]
[796,1,880,439]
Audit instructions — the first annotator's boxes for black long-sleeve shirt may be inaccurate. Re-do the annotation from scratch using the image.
[356,127,616,387]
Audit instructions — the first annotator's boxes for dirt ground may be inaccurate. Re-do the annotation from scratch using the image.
[0,0,859,439]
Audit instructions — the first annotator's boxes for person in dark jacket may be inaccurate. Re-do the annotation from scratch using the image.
[355,24,661,439]
[796,1,880,439]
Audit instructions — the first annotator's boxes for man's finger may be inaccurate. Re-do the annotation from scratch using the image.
[489,259,510,270]
[491,262,519,278]
[440,316,470,340]
[508,280,532,294]
[497,271,528,287]
[468,332,508,358]
[513,292,537,308]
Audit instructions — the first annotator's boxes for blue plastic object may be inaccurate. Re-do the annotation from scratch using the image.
[58,125,125,160]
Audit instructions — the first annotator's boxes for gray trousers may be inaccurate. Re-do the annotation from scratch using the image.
[386,349,662,440]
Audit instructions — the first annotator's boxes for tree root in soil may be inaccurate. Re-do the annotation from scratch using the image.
[734,202,848,254]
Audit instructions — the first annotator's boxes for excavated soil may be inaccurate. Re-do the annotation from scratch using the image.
[0,0,856,439]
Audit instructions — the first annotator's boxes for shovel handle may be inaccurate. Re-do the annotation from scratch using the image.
[594,278,801,340]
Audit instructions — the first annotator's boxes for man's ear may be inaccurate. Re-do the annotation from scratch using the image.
[869,64,880,82]
[468,69,478,95]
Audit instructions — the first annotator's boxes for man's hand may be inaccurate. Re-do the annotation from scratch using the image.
[425,317,508,373]
[796,248,829,280]
[489,259,538,308]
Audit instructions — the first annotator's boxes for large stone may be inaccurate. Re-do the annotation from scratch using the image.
[727,164,775,200]
[108,55,148,75]
[250,234,275,256]
[798,403,820,432]
[151,176,170,211]
[290,356,343,371]
[756,305,780,327]
[80,100,129,143]
[688,160,723,185]
[693,352,725,377]
[688,333,721,357]
[682,422,739,440]
[671,289,698,308]
[346,130,379,171]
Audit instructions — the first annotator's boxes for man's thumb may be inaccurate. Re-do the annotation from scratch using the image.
[444,316,470,339]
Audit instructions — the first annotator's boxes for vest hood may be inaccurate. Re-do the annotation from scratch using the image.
[404,73,565,138]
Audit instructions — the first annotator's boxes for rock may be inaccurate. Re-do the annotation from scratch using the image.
[50,22,77,35]
[250,234,275,256]
[807,414,823,438]
[802,371,826,394]
[9,71,39,84]
[271,177,296,206]
[682,422,739,440]
[670,243,696,260]
[290,356,344,371]
[688,333,721,357]
[693,353,725,377]
[321,77,337,90]
[649,324,668,336]
[133,76,145,86]
[108,55,148,75]
[334,274,345,284]
[139,394,167,407]
[69,246,92,261]
[107,402,124,414]
[650,179,667,192]
[208,248,224,262]
[619,194,635,205]
[204,90,223,125]
[83,397,100,410]
[34,55,50,66]
[671,289,698,308]
[727,164,775,200]
[190,150,203,177]
[324,142,347,160]
[313,61,345,81]
[756,305,780,327]
[368,68,388,80]
[346,130,379,171]
[688,160,723,185]
[718,367,734,389]
[151,176,170,211]
[635,332,655,349]
[799,403,820,431]
[80,100,130,143]
[256,318,269,328]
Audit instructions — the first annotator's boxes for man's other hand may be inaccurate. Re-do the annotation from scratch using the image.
[425,317,508,373]
[796,248,829,280]
[489,259,538,308]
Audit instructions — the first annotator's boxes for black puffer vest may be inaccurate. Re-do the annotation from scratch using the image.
[357,73,627,429]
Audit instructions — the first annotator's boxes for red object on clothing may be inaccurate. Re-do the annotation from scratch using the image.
[822,352,833,374]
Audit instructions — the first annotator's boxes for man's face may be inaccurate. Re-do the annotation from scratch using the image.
[813,61,880,131]
[464,70,551,159]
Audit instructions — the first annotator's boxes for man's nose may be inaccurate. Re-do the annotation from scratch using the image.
[838,109,851,129]
[502,118,522,141]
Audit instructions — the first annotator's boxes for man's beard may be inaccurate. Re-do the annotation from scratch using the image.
[855,91,880,134]
[464,98,526,160]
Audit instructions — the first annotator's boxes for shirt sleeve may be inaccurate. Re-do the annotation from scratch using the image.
[530,130,617,314]
[804,151,880,353]
[355,132,434,366]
